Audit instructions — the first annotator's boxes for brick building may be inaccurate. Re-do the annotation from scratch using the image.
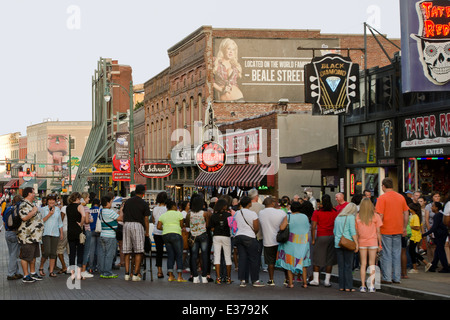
[143,26,400,201]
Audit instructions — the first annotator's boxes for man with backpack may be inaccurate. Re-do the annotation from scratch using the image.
[16,187,45,283]
[2,195,23,280]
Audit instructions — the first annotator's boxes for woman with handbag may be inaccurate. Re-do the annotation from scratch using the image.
[275,201,311,288]
[66,192,86,280]
[233,196,264,287]
[333,202,359,292]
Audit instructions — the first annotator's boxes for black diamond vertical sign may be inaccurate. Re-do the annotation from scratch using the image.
[305,54,359,115]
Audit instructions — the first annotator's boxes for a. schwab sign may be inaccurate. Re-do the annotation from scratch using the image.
[400,0,450,92]
[400,111,450,147]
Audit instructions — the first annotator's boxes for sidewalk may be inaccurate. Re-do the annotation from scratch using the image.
[330,261,450,300]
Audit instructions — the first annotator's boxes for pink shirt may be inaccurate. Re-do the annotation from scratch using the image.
[355,213,383,247]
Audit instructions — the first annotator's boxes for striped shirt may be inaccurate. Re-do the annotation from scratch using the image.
[100,208,119,238]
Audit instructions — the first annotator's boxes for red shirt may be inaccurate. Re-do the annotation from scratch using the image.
[311,208,339,237]
[335,202,349,214]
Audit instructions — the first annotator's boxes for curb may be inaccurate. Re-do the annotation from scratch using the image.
[330,274,450,300]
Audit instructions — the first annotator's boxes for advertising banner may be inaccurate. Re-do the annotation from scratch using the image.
[212,37,340,103]
[115,132,130,160]
[400,0,450,92]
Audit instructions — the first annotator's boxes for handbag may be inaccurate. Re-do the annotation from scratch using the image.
[338,216,356,251]
[101,210,122,241]
[276,214,290,243]
[187,233,196,247]
[94,210,102,235]
[79,231,86,244]
[182,230,189,250]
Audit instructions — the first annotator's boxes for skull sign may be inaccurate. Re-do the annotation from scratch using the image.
[419,39,450,85]
[410,0,450,85]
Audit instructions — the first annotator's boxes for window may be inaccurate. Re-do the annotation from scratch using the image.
[346,135,376,165]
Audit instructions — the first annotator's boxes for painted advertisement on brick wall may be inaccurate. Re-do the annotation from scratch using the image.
[400,0,450,92]
[212,37,339,103]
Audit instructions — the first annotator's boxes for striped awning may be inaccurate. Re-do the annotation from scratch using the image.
[4,179,19,189]
[194,164,272,188]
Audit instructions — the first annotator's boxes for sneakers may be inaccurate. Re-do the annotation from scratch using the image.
[215,278,222,284]
[239,280,247,287]
[267,280,275,287]
[368,287,376,293]
[100,274,118,279]
[252,280,265,287]
[201,276,209,284]
[308,280,320,286]
[30,273,43,281]
[124,274,131,281]
[225,277,232,285]
[193,276,200,284]
[408,269,419,274]
[359,286,367,293]
[81,271,94,278]
[425,263,432,272]
[132,274,142,281]
[22,275,36,283]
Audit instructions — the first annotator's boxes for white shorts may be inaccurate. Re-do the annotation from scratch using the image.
[213,236,232,265]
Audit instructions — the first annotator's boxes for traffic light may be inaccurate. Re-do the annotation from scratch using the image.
[31,164,36,172]
[26,168,31,175]
[6,162,11,172]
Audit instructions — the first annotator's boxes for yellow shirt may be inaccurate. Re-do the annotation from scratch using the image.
[409,214,422,243]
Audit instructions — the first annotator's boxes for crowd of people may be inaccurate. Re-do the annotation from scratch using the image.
[1,179,449,292]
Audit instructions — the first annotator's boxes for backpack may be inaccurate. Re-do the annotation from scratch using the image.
[227,214,238,236]
[3,202,22,231]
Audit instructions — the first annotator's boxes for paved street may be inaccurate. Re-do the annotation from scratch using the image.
[0,234,408,302]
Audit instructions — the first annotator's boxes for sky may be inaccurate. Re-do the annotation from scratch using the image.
[0,0,401,137]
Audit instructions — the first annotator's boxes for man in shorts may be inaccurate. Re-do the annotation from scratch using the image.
[258,196,286,286]
[122,184,151,281]
[17,187,44,283]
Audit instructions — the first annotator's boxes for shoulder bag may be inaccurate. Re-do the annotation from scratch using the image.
[338,216,356,251]
[276,214,290,243]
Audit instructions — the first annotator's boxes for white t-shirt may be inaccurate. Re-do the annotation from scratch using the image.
[444,201,450,217]
[259,207,287,247]
[235,208,258,238]
[152,205,167,236]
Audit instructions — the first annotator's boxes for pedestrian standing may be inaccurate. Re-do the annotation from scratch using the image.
[122,184,151,281]
[210,198,232,284]
[80,192,94,278]
[66,192,86,280]
[2,195,23,280]
[375,178,409,284]
[333,203,358,292]
[234,196,264,287]
[17,187,44,283]
[187,195,210,284]
[98,196,122,279]
[275,201,311,288]
[157,200,186,282]
[310,194,338,287]
[258,196,286,286]
[88,198,101,273]
[56,195,69,274]
[355,198,382,292]
[38,195,63,277]
[152,191,168,279]
[423,202,449,273]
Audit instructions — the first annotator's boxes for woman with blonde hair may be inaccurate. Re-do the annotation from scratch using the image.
[213,38,244,101]
[355,198,383,292]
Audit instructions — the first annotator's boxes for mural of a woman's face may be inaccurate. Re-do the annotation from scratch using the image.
[225,44,237,60]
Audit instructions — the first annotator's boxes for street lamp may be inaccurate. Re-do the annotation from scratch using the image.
[104,81,135,187]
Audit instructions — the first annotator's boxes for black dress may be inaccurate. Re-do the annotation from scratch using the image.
[67,203,83,242]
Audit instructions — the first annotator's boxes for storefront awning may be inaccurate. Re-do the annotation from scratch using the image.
[19,179,47,190]
[280,145,338,170]
[194,164,272,188]
[4,179,19,189]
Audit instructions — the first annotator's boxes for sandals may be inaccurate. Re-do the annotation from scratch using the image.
[39,269,45,277]
[57,269,68,274]
[49,272,57,278]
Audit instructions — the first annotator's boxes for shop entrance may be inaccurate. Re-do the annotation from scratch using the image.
[405,158,450,196]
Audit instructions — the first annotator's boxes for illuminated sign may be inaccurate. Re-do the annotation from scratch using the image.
[305,54,359,115]
[195,141,227,173]
[138,163,173,179]
[401,0,450,91]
